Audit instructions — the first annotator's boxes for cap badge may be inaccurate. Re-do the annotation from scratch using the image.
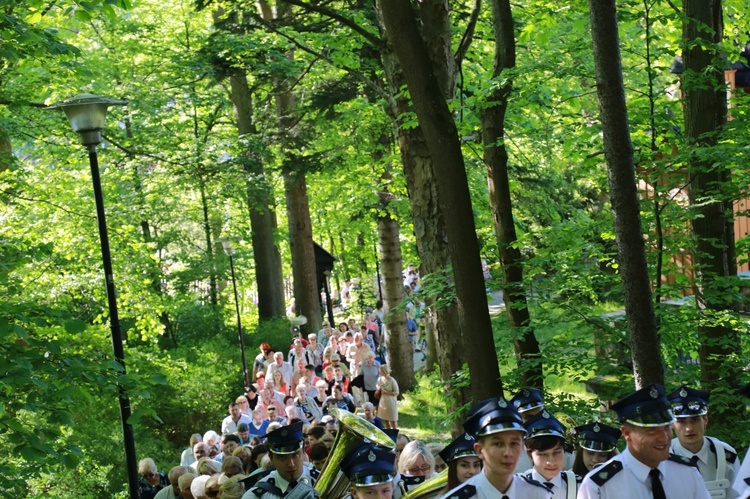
[498,398,508,408]
[281,429,288,437]
[650,386,659,399]
[368,450,377,462]
[523,389,530,397]
[593,423,600,433]
[542,411,550,419]
[680,388,688,398]
[636,406,643,414]
[464,434,472,441]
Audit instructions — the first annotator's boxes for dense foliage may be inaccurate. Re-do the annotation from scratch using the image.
[2,0,750,495]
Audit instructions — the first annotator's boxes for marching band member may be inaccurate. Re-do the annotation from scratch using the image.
[440,396,551,498]
[667,385,739,499]
[522,410,581,498]
[241,422,319,499]
[578,383,710,499]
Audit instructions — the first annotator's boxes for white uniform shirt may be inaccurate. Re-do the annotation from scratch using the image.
[524,468,578,499]
[440,469,551,498]
[241,467,317,499]
[731,448,750,498]
[577,447,711,499]
[671,436,739,497]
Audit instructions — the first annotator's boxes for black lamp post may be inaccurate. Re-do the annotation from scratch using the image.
[45,94,139,499]
[222,239,251,392]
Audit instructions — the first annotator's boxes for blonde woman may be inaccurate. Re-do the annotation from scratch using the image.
[137,457,169,499]
[376,364,399,429]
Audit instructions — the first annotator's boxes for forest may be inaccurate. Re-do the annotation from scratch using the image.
[2,0,750,496]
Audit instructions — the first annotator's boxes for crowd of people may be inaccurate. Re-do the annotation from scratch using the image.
[136,377,750,499]
[134,276,750,498]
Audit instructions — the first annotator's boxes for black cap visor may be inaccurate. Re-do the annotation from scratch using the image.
[351,473,394,487]
[580,439,616,452]
[624,409,675,427]
[269,441,304,454]
[477,421,526,437]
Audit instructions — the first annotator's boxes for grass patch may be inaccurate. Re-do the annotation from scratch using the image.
[397,370,452,443]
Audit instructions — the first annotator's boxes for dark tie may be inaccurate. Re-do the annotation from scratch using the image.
[690,455,700,466]
[650,468,666,499]
[544,481,555,490]
[287,480,297,491]
[502,496,509,499]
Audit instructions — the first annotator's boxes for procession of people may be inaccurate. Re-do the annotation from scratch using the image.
[136,275,750,498]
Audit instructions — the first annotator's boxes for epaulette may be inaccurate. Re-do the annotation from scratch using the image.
[519,474,550,489]
[402,475,426,487]
[590,460,623,486]
[309,467,321,479]
[563,471,583,484]
[240,469,272,490]
[708,438,739,464]
[443,483,476,499]
[250,476,284,497]
[669,454,698,467]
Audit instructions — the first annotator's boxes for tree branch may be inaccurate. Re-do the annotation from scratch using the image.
[281,0,383,48]
[247,12,391,103]
[1,189,95,219]
[455,0,482,68]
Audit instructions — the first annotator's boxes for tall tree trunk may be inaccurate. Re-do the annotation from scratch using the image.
[229,72,286,319]
[589,0,662,388]
[377,202,413,389]
[284,169,322,336]
[271,0,322,336]
[379,0,503,401]
[375,2,473,421]
[682,0,743,428]
[483,0,542,388]
[373,130,414,388]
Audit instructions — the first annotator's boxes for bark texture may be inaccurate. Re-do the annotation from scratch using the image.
[682,0,742,425]
[379,0,503,400]
[229,73,286,319]
[589,0,663,388]
[378,213,414,388]
[483,0,542,388]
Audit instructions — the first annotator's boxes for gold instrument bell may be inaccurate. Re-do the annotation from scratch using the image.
[314,408,396,499]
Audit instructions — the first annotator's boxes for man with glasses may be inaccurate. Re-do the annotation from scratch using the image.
[266,406,286,425]
[241,422,320,498]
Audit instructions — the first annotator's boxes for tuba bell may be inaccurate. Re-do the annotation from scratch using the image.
[314,408,396,499]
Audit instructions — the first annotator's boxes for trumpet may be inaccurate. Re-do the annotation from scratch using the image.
[314,408,396,499]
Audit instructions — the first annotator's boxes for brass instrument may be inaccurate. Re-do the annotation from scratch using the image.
[314,408,396,499]
[402,469,448,499]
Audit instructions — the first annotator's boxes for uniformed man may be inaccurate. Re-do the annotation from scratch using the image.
[578,383,711,499]
[241,421,320,499]
[510,388,574,473]
[439,396,551,498]
[340,443,397,499]
[522,410,580,499]
[667,385,739,498]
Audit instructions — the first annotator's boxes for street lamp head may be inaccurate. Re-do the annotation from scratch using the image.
[45,93,127,146]
[221,238,235,256]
